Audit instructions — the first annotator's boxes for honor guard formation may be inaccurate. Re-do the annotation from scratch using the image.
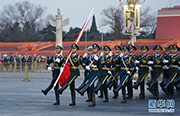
[42,44,180,107]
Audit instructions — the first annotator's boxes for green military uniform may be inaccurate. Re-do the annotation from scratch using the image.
[107,45,122,98]
[164,45,180,98]
[95,46,112,102]
[127,45,137,98]
[41,44,65,105]
[147,45,164,99]
[133,45,150,99]
[57,44,83,106]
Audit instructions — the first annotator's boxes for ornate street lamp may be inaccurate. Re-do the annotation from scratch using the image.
[119,0,145,45]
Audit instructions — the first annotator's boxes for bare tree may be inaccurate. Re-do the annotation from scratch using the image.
[101,5,157,39]
[0,1,47,31]
[101,5,124,39]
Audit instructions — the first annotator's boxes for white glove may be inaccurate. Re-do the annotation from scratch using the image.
[55,58,60,63]
[162,66,166,70]
[134,60,140,64]
[83,53,88,58]
[148,61,153,65]
[164,65,169,69]
[148,66,153,71]
[85,66,90,70]
[91,65,97,68]
[178,67,180,70]
[163,59,169,63]
[126,71,131,75]
[135,67,139,71]
[60,67,64,72]
[47,67,52,71]
[108,70,112,75]
[120,53,123,57]
[94,55,99,61]
[100,52,104,57]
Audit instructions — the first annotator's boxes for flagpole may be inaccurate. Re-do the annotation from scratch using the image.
[53,8,95,87]
[85,30,87,53]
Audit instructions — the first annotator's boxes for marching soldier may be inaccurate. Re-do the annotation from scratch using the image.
[174,47,180,92]
[163,45,180,98]
[147,45,164,99]
[107,45,122,98]
[57,44,83,106]
[127,44,137,99]
[41,44,65,105]
[77,44,103,107]
[133,45,150,99]
[94,45,112,102]
[75,46,93,102]
[113,46,136,103]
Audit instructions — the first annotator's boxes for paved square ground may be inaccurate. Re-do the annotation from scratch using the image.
[0,76,179,116]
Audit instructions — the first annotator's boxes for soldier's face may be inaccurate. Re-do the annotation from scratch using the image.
[130,49,134,53]
[155,49,161,54]
[93,48,98,54]
[104,50,110,55]
[141,49,147,54]
[56,48,61,54]
[123,50,129,56]
[88,50,93,55]
[172,49,177,54]
[72,48,77,54]
[115,49,120,54]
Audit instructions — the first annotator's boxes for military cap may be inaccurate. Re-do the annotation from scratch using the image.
[56,44,64,49]
[71,44,79,50]
[128,44,137,51]
[122,46,130,51]
[172,45,179,50]
[92,44,100,50]
[141,45,149,51]
[168,45,173,50]
[104,45,111,51]
[153,45,163,51]
[101,46,104,50]
[165,47,169,51]
[88,46,93,51]
[114,45,122,50]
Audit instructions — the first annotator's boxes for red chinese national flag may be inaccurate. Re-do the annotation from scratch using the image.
[58,62,71,87]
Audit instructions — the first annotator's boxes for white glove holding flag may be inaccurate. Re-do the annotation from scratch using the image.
[48,67,52,71]
[126,71,131,75]
[108,70,112,75]
[86,66,90,70]
[83,53,88,58]
[148,61,153,65]
[134,60,140,64]
[164,65,169,69]
[60,67,64,72]
[163,59,169,63]
[148,66,153,71]
[94,55,99,61]
[55,58,60,63]
[120,53,124,57]
[100,52,104,57]
[136,67,139,71]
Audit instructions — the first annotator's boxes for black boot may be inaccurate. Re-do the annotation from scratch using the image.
[53,91,60,105]
[121,91,127,103]
[98,90,103,98]
[85,90,92,102]
[41,84,53,95]
[103,89,108,102]
[89,93,96,107]
[79,84,89,96]
[69,91,76,106]
[112,91,118,98]
[75,82,86,93]
[57,82,68,95]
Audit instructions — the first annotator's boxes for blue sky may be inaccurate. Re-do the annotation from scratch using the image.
[0,0,179,32]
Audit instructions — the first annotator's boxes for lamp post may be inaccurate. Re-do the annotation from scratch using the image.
[119,0,145,45]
